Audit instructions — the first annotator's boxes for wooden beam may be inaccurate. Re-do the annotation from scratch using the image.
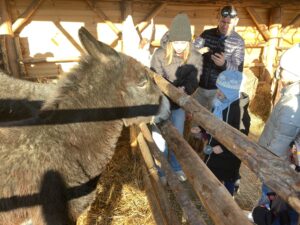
[121,0,132,20]
[288,13,300,26]
[0,0,20,77]
[137,131,181,225]
[21,56,80,64]
[246,7,271,41]
[139,124,207,225]
[136,2,167,34]
[85,0,121,36]
[53,21,84,54]
[0,35,10,73]
[12,0,45,33]
[141,165,168,225]
[266,7,282,82]
[147,69,300,213]
[282,13,300,34]
[14,36,27,76]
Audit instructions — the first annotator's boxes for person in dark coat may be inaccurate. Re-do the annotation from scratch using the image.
[204,70,250,195]
[193,5,245,111]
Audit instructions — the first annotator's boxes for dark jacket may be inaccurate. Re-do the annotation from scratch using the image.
[205,93,250,182]
[151,32,203,109]
[194,28,245,90]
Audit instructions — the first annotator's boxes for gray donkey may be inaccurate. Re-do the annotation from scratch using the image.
[0,27,169,225]
[0,72,56,121]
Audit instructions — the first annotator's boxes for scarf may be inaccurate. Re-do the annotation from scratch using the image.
[212,86,240,121]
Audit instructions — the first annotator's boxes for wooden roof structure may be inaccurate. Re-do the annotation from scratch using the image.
[0,0,299,81]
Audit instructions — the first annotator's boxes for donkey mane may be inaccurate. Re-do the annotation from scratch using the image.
[42,55,123,111]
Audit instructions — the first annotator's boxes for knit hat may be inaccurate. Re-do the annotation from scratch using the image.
[280,43,300,81]
[213,71,243,120]
[216,70,243,91]
[169,13,191,42]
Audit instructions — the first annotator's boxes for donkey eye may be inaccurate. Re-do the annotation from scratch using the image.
[137,79,147,87]
[137,74,148,87]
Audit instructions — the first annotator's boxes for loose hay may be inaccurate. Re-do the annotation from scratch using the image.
[249,82,272,122]
[77,127,155,225]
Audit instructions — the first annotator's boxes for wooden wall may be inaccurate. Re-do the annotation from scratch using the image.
[0,0,299,84]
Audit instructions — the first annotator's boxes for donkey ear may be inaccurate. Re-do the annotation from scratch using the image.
[78,27,120,63]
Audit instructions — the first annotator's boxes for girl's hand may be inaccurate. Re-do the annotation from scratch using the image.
[213,145,223,154]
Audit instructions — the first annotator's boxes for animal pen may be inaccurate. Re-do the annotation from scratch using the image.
[0,0,300,224]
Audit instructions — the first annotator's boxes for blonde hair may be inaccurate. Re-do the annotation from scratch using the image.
[166,42,191,65]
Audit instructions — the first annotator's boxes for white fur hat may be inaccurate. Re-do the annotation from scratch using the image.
[280,43,300,81]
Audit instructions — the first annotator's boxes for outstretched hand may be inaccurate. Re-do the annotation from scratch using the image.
[211,52,225,67]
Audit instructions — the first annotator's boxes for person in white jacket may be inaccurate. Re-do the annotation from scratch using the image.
[253,43,300,225]
[258,44,300,160]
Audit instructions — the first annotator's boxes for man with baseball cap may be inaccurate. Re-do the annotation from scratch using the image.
[193,5,245,110]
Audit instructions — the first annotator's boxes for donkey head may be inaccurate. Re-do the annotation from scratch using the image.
[41,27,169,126]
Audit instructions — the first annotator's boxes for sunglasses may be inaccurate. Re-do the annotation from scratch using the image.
[221,7,237,18]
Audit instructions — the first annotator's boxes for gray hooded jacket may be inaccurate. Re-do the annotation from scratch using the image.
[258,81,300,160]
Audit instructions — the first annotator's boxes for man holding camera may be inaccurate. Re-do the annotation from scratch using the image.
[193,5,245,110]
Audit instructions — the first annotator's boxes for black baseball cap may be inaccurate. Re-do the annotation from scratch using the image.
[221,6,237,18]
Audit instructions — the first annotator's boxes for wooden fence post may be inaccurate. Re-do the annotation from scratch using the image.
[0,0,20,77]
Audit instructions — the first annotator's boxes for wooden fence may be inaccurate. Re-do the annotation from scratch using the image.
[133,69,300,225]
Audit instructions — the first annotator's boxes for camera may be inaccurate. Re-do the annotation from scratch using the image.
[203,145,213,155]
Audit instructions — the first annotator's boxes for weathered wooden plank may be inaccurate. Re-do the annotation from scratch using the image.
[246,7,271,41]
[85,0,121,35]
[0,0,20,77]
[53,21,84,54]
[141,165,168,225]
[12,0,45,33]
[14,37,27,76]
[21,56,80,64]
[136,2,167,33]
[137,132,181,225]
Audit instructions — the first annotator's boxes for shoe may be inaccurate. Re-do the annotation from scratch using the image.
[176,170,187,182]
[243,210,254,223]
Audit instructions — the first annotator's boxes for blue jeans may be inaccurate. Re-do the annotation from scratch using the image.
[259,184,299,225]
[152,108,185,175]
